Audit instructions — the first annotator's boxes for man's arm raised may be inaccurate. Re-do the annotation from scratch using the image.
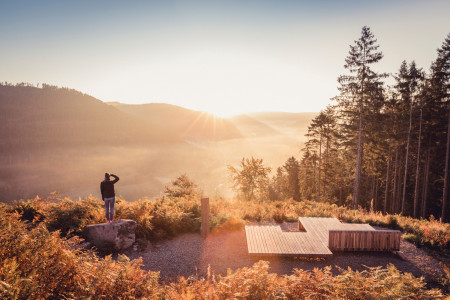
[110,174,119,184]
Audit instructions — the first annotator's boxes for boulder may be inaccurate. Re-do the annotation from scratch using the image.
[82,219,137,250]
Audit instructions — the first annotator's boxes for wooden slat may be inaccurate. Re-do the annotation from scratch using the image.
[329,230,401,251]
[245,217,398,257]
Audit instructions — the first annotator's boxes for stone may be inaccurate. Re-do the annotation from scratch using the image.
[82,219,137,250]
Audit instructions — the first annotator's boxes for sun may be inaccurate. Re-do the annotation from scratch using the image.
[203,104,252,119]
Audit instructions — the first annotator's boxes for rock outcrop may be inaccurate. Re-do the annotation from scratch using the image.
[82,219,136,250]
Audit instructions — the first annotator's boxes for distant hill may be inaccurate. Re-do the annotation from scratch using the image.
[245,112,318,136]
[230,115,280,137]
[109,102,243,142]
[0,85,183,202]
[0,85,179,153]
[0,84,316,203]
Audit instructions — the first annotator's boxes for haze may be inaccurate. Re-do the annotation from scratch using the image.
[1,1,449,116]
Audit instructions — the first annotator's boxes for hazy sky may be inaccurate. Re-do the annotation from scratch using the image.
[1,0,449,116]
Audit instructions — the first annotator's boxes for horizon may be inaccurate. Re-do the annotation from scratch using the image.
[105,99,320,117]
[1,1,450,116]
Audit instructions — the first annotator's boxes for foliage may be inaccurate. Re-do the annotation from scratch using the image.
[1,210,442,299]
[0,211,160,299]
[1,196,449,297]
[165,261,443,299]
[228,157,272,201]
[164,173,200,198]
[299,29,450,222]
[44,195,104,236]
[7,192,450,251]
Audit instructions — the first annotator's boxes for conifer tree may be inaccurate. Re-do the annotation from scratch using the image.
[394,61,424,215]
[334,26,385,209]
[283,157,301,201]
[430,33,450,222]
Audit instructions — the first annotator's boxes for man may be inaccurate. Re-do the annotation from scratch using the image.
[100,173,119,223]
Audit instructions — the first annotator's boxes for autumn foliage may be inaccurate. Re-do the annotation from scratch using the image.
[1,194,449,298]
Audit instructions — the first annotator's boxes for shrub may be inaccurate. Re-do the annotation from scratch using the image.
[44,196,104,236]
[0,211,445,298]
[0,213,161,299]
[165,261,444,299]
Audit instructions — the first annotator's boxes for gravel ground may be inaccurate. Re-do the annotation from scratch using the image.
[124,222,446,287]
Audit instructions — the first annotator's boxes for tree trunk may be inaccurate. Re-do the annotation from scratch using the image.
[353,97,364,209]
[413,104,423,218]
[318,133,322,202]
[375,178,378,211]
[392,149,399,213]
[442,108,450,222]
[313,161,317,197]
[421,147,431,218]
[324,130,329,197]
[398,154,404,213]
[402,97,413,215]
[384,148,391,214]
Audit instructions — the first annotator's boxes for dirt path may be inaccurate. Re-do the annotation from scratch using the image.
[124,223,446,287]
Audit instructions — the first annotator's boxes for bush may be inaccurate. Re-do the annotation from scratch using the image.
[0,213,160,299]
[0,211,445,298]
[165,261,444,299]
[44,196,104,236]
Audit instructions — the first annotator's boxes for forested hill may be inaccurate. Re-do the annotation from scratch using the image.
[0,84,180,152]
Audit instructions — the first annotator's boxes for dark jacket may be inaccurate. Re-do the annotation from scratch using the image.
[100,174,119,199]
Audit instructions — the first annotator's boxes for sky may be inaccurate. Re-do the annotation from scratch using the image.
[1,0,449,117]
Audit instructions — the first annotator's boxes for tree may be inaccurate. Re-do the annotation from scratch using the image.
[283,157,301,201]
[228,157,272,201]
[268,167,288,201]
[164,173,199,198]
[305,108,339,201]
[334,26,385,209]
[299,149,319,200]
[431,33,450,222]
[413,79,425,218]
[394,61,424,215]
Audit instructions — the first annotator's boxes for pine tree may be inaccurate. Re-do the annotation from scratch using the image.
[394,61,424,215]
[283,157,301,201]
[334,26,386,209]
[430,33,450,222]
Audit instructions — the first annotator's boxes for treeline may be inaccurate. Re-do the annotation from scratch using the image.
[229,28,450,222]
[299,27,450,221]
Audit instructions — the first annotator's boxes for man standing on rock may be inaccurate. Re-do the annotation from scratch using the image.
[100,173,119,223]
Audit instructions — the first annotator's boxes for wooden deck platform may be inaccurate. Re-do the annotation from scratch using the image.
[245,217,385,257]
[245,225,333,257]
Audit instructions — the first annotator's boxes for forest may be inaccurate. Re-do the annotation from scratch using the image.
[255,27,450,223]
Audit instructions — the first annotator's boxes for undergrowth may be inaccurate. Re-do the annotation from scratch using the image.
[5,194,450,251]
[0,209,445,298]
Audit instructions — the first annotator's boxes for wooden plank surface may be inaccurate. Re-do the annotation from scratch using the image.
[245,224,332,257]
[245,217,395,257]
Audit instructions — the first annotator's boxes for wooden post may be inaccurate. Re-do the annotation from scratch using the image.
[201,198,210,238]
